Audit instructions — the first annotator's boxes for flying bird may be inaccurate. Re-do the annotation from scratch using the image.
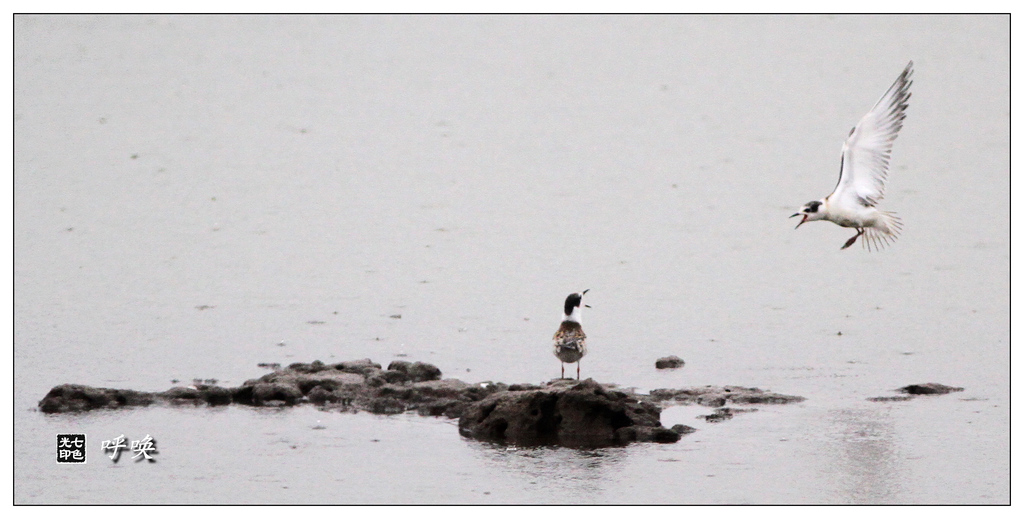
[791,61,913,251]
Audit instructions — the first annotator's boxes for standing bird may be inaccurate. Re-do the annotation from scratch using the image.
[553,290,589,380]
[791,61,913,251]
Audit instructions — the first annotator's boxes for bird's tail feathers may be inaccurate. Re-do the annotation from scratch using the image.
[862,212,902,252]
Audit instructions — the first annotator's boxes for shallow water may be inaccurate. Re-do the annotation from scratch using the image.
[14,14,1008,504]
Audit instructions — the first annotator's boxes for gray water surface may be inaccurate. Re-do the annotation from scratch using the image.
[14,15,1008,504]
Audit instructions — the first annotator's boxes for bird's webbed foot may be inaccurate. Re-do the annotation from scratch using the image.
[841,229,864,250]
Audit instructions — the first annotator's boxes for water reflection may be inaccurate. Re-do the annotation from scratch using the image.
[825,407,904,503]
[467,440,628,500]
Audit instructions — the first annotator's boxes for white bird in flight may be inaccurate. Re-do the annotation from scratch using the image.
[791,61,913,251]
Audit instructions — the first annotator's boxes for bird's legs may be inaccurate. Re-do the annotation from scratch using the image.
[841,229,864,250]
[561,362,565,379]
[576,362,580,381]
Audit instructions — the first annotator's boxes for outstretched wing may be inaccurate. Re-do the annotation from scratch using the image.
[829,61,913,208]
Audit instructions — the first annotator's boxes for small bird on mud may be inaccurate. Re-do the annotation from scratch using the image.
[791,61,913,251]
[553,290,589,380]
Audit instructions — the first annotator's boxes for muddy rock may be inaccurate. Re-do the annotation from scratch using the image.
[163,385,233,406]
[38,384,155,413]
[698,407,758,423]
[647,385,805,406]
[37,358,805,448]
[614,425,681,444]
[333,359,383,376]
[231,381,303,406]
[458,378,678,447]
[867,383,965,402]
[416,397,469,418]
[655,356,685,369]
[162,386,203,402]
[671,424,698,435]
[645,385,804,425]
[287,360,329,373]
[898,383,964,395]
[307,386,343,405]
[387,360,443,382]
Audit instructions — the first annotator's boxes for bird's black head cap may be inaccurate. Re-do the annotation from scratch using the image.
[563,289,589,315]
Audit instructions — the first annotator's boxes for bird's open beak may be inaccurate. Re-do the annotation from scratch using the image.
[791,213,808,229]
[581,289,589,295]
